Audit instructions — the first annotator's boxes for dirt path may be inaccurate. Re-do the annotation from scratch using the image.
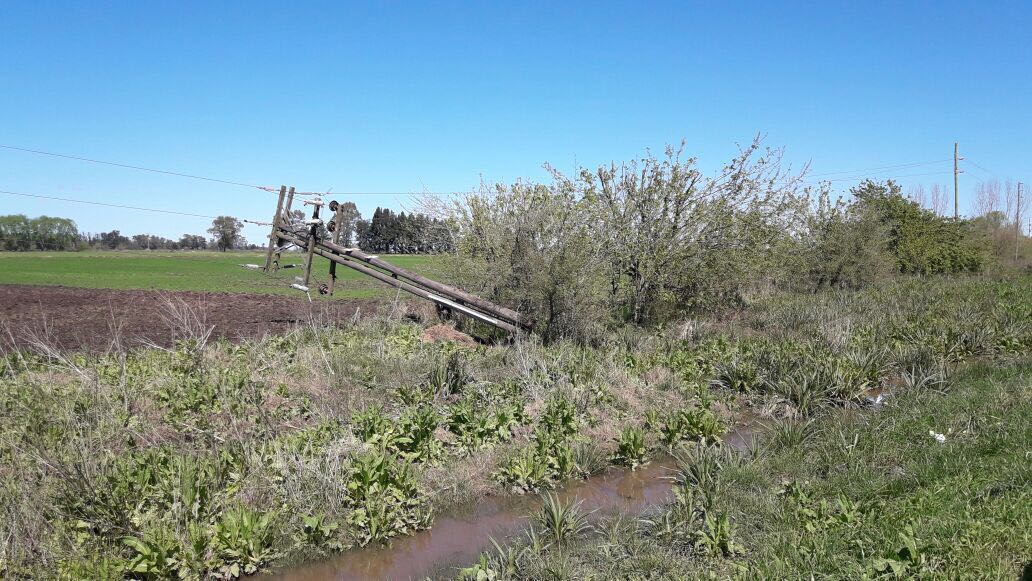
[0,285,378,351]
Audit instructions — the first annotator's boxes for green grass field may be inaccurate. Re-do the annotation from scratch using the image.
[0,251,446,298]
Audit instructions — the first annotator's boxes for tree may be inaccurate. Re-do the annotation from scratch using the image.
[436,138,809,338]
[334,201,361,246]
[0,214,81,250]
[207,216,244,251]
[353,206,450,253]
[929,184,948,216]
[797,188,895,290]
[851,180,987,274]
[581,138,808,321]
[99,230,129,250]
[973,180,1001,217]
[178,234,207,250]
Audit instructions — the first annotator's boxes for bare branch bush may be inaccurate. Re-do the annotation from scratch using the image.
[973,180,1000,217]
[157,293,214,348]
[425,136,809,340]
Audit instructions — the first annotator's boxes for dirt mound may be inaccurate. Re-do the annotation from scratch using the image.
[0,284,377,351]
[421,324,477,346]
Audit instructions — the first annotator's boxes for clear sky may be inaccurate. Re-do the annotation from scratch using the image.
[1,1,1029,241]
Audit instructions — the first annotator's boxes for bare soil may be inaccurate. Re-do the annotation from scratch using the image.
[0,285,378,351]
[420,323,477,346]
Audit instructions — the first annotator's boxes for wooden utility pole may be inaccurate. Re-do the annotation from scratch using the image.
[953,142,963,219]
[264,186,287,272]
[327,201,344,295]
[274,187,295,272]
[1017,182,1024,262]
[271,187,295,272]
[302,198,323,287]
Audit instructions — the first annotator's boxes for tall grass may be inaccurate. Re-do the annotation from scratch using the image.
[0,276,1028,578]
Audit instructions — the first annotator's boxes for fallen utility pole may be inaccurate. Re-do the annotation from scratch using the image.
[317,238,527,328]
[274,229,520,333]
[260,195,530,334]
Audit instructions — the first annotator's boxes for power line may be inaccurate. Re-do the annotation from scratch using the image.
[0,188,241,221]
[293,191,455,196]
[807,159,952,178]
[963,158,998,178]
[0,143,454,197]
[814,170,954,184]
[0,143,276,192]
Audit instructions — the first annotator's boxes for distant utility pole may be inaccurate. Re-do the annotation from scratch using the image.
[953,142,963,219]
[1017,182,1024,262]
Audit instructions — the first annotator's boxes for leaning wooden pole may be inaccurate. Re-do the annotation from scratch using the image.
[327,202,344,295]
[263,185,287,272]
[276,230,517,332]
[271,186,295,272]
[301,199,322,287]
[318,238,528,327]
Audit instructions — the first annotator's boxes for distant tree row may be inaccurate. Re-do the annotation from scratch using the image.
[0,215,81,250]
[0,214,246,251]
[82,230,212,251]
[285,205,453,253]
[1,207,454,254]
[354,207,453,253]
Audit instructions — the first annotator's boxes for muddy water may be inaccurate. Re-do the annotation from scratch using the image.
[725,409,764,451]
[271,460,678,581]
[272,416,764,581]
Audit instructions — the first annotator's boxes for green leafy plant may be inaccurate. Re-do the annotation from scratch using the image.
[344,452,430,545]
[496,447,551,494]
[611,426,648,469]
[495,430,576,493]
[123,531,182,580]
[295,512,342,552]
[211,505,277,578]
[447,398,522,453]
[395,405,443,463]
[658,406,724,449]
[535,493,593,549]
[694,512,740,557]
[539,394,578,439]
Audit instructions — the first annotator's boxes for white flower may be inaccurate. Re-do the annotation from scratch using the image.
[929,430,946,443]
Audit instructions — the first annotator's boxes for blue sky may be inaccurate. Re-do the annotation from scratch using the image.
[1,1,1029,241]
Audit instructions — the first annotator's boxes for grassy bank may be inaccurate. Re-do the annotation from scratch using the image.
[0,251,445,298]
[462,360,1031,579]
[0,276,1028,579]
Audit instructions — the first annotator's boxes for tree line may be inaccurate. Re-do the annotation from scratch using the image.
[1,205,454,254]
[0,214,231,251]
[355,207,453,253]
[0,215,81,251]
